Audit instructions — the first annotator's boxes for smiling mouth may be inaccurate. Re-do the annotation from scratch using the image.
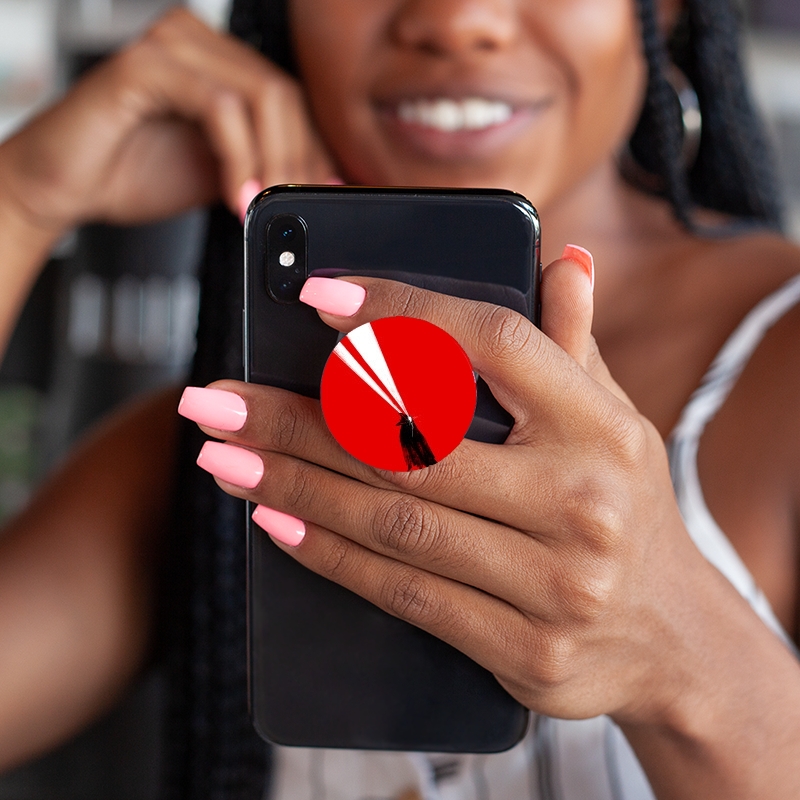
[396,97,514,132]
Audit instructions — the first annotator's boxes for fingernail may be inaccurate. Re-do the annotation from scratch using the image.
[238,179,262,223]
[197,441,263,488]
[252,505,306,547]
[299,277,365,316]
[179,387,247,431]
[561,244,595,293]
[325,176,345,185]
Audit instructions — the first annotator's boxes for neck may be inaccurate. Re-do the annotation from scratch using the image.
[537,159,693,331]
[539,159,686,268]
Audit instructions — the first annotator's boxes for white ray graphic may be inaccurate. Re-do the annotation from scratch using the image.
[333,323,410,417]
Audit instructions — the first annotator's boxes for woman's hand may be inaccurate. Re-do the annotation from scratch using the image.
[183,255,710,726]
[183,257,800,795]
[0,7,336,236]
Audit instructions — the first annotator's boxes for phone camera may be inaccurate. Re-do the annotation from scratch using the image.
[266,214,307,303]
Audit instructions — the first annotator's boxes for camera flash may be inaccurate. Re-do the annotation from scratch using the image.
[279,251,295,267]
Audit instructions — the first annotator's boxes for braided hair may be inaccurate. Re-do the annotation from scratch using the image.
[161,1,783,798]
[632,0,783,229]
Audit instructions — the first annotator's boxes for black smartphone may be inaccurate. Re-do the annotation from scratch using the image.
[244,185,540,753]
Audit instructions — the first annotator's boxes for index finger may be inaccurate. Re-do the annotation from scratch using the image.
[299,275,606,432]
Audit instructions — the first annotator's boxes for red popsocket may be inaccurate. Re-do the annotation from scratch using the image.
[320,316,476,471]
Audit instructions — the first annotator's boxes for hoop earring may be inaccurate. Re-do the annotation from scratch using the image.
[619,64,702,193]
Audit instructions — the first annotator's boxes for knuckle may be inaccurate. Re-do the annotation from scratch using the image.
[143,10,182,46]
[559,558,619,623]
[271,399,308,452]
[392,281,430,320]
[478,305,538,364]
[601,404,649,472]
[382,570,442,626]
[254,72,300,114]
[561,478,628,553]
[374,495,439,558]
[112,40,150,81]
[316,535,351,582]
[585,335,605,374]
[282,460,316,514]
[531,630,576,688]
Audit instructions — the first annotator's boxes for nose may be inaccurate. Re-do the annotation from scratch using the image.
[390,0,518,57]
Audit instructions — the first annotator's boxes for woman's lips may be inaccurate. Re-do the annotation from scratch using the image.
[397,97,514,131]
[377,96,549,161]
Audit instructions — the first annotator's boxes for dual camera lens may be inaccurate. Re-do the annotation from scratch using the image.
[266,214,307,303]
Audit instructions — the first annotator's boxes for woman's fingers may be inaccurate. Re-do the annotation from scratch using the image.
[201,442,564,616]
[179,381,636,544]
[142,9,336,191]
[111,43,258,214]
[302,275,631,438]
[268,521,538,694]
[0,7,336,231]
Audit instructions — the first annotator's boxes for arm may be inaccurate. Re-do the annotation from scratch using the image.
[0,388,179,772]
[0,193,64,356]
[0,7,335,358]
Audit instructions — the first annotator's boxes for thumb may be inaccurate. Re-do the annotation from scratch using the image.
[540,244,595,367]
[542,245,635,407]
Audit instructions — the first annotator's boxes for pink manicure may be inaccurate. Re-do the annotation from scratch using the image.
[299,277,366,317]
[238,179,262,223]
[252,505,306,547]
[561,244,595,293]
[196,441,263,488]
[179,387,247,431]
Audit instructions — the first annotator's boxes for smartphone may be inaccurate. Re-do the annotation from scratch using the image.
[244,185,540,753]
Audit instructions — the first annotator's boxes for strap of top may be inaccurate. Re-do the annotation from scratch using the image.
[667,273,800,646]
[670,273,800,442]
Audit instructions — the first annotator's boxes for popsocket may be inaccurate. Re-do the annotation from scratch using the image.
[320,317,476,471]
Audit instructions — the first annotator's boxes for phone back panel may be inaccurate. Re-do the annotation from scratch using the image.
[245,187,539,752]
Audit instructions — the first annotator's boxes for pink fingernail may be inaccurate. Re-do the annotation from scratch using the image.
[179,387,247,431]
[238,179,262,223]
[299,277,365,317]
[325,176,345,185]
[196,441,263,488]
[561,244,595,293]
[252,505,306,547]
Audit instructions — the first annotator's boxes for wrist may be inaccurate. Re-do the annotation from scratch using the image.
[0,178,67,262]
[613,556,800,797]
[0,167,68,353]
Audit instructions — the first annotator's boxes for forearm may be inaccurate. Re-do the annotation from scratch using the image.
[0,388,179,771]
[0,167,64,356]
[618,559,800,799]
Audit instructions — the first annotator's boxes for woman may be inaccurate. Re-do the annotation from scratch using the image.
[0,0,798,797]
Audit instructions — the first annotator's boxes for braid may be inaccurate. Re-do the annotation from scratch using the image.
[630,0,695,228]
[632,0,783,229]
[229,0,295,73]
[681,0,783,225]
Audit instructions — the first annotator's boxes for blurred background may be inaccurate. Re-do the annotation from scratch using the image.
[0,0,797,796]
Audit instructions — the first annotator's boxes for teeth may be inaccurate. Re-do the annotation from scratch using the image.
[397,98,513,132]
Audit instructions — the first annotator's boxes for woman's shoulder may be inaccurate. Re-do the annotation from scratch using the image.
[698,228,800,413]
[679,227,800,343]
[689,230,800,630]
[709,227,800,278]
